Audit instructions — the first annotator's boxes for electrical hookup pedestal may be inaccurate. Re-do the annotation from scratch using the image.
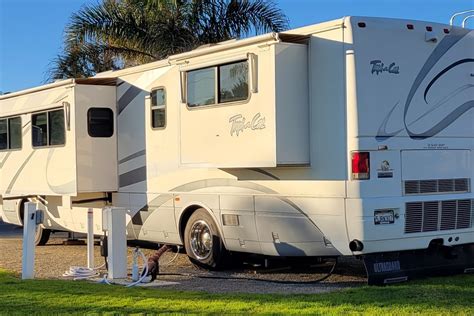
[22,202,43,280]
[102,207,127,279]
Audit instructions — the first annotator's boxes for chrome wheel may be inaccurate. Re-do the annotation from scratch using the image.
[189,220,213,260]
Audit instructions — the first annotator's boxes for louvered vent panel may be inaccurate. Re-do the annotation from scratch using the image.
[404,178,470,195]
[455,179,469,192]
[405,199,473,234]
[423,201,439,232]
[456,200,472,229]
[438,179,454,192]
[404,181,419,194]
[405,202,423,233]
[440,200,456,230]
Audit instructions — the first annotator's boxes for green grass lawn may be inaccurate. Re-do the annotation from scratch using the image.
[0,269,473,315]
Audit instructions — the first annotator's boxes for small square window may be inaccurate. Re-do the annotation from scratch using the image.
[88,108,114,137]
[151,88,166,129]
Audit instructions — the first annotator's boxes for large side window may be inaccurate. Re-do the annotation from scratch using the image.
[219,61,249,103]
[32,109,65,147]
[0,116,22,151]
[151,88,166,128]
[186,60,249,108]
[187,68,215,107]
[88,108,114,137]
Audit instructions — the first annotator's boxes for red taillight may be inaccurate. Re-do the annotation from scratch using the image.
[351,152,370,180]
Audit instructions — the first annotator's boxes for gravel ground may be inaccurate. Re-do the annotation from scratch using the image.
[0,227,366,294]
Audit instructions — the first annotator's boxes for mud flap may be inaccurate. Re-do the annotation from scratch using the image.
[363,243,474,285]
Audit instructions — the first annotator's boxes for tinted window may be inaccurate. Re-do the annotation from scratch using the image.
[0,119,7,150]
[8,117,22,149]
[49,110,65,145]
[151,88,166,128]
[88,108,114,137]
[32,109,65,147]
[219,61,249,103]
[186,60,249,108]
[187,67,215,107]
[32,112,48,147]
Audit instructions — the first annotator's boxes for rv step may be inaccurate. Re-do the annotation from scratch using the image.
[363,243,474,285]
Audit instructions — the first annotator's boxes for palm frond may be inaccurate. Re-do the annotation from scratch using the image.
[47,0,289,81]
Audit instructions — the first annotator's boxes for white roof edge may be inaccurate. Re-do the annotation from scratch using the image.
[94,32,280,78]
[168,32,280,62]
[93,59,170,78]
[282,17,345,35]
[0,79,75,100]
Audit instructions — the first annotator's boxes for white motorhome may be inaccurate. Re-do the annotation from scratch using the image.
[1,17,473,284]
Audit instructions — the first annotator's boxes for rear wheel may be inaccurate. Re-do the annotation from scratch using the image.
[184,208,226,269]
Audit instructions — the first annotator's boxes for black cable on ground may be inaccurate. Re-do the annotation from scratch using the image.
[158,258,338,285]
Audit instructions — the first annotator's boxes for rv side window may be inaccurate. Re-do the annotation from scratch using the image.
[0,117,22,151]
[8,117,22,149]
[88,108,114,137]
[187,68,216,107]
[0,119,7,150]
[186,60,249,108]
[32,109,65,147]
[219,61,249,103]
[49,110,65,145]
[151,88,166,128]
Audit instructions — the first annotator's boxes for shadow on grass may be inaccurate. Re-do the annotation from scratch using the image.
[0,270,473,314]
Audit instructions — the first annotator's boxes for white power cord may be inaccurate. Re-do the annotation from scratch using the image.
[64,248,153,287]
[125,249,149,287]
[97,248,149,287]
[63,263,105,281]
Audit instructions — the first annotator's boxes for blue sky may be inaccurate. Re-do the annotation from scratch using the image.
[0,0,472,93]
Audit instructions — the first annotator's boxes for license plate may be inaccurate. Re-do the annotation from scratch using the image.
[374,210,395,225]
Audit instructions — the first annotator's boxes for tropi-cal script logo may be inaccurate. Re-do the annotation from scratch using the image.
[370,60,400,75]
[229,113,266,136]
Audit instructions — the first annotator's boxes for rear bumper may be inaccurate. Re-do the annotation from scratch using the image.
[363,243,474,285]
[346,193,474,254]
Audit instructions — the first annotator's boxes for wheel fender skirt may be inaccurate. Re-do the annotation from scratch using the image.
[363,243,474,285]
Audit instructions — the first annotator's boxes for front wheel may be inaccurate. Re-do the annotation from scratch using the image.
[35,225,51,246]
[184,208,226,269]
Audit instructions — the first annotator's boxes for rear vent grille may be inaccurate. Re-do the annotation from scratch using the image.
[404,178,470,195]
[405,199,473,234]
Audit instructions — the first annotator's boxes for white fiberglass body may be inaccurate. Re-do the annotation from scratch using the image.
[0,17,472,269]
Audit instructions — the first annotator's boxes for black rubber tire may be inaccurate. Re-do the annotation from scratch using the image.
[35,225,51,246]
[19,200,50,246]
[184,208,226,269]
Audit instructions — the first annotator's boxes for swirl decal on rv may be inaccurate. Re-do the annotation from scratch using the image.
[376,28,473,141]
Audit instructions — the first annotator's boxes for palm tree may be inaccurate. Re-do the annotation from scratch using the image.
[48,0,288,80]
